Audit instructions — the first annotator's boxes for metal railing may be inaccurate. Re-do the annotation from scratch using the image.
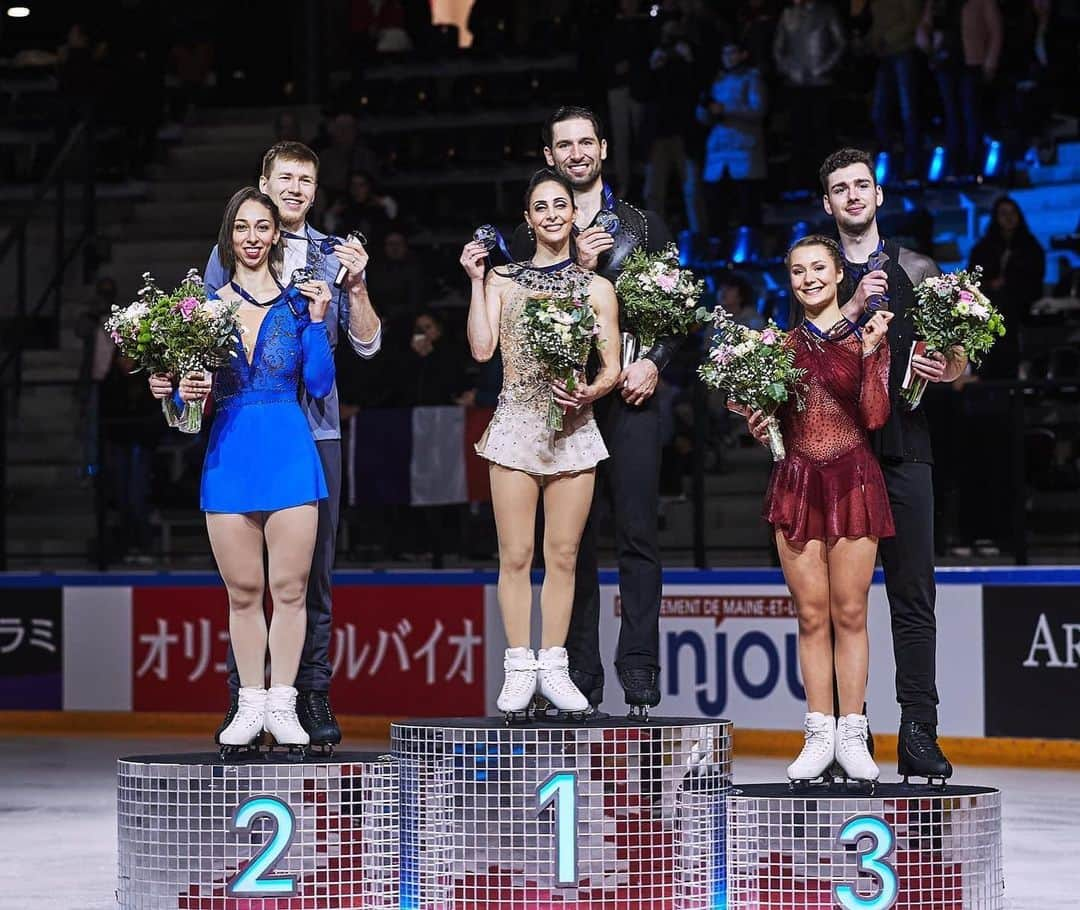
[0,118,96,400]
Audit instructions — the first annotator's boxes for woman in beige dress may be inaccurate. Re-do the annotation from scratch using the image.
[460,169,620,719]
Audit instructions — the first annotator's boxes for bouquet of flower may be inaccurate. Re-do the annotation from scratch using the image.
[522,292,601,430]
[104,269,241,433]
[902,266,1006,409]
[615,243,707,357]
[697,314,804,461]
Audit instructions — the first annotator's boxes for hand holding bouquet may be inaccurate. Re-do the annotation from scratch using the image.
[522,292,601,430]
[104,269,241,433]
[615,243,707,355]
[698,314,804,461]
[902,266,1005,409]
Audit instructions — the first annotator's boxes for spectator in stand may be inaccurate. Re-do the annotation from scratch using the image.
[603,0,651,198]
[917,0,1002,177]
[994,0,1052,170]
[642,20,699,231]
[968,196,1045,377]
[313,112,365,204]
[363,226,427,339]
[396,311,469,406]
[716,272,766,330]
[326,171,397,246]
[101,350,164,564]
[166,31,215,125]
[351,0,413,53]
[773,0,847,190]
[861,0,925,180]
[699,40,767,229]
[739,0,779,77]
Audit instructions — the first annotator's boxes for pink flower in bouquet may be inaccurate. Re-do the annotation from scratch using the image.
[655,271,679,293]
[110,329,122,344]
[712,344,735,365]
[958,289,975,303]
[176,296,199,321]
[761,328,778,345]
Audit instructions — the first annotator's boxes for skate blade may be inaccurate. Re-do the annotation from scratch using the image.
[305,742,336,758]
[901,774,949,791]
[626,705,652,721]
[788,777,830,792]
[830,777,877,795]
[502,709,533,726]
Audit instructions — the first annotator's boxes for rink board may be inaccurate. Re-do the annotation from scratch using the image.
[2,567,1079,740]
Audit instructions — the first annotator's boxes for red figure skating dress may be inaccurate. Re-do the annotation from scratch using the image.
[764,319,896,542]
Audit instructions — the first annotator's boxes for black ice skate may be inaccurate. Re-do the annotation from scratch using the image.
[619,667,661,720]
[897,721,953,789]
[296,689,341,756]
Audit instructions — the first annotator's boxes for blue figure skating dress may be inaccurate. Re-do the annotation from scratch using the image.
[197,292,334,513]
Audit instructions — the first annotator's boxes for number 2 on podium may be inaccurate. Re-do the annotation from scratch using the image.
[835,815,899,910]
[226,796,298,898]
[536,771,578,886]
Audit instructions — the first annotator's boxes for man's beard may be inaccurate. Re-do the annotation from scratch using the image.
[557,159,601,189]
[838,207,876,234]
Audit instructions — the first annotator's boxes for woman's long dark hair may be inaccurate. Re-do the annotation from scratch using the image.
[217,187,284,279]
[984,195,1034,247]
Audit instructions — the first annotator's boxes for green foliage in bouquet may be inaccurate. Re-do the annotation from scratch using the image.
[911,266,1006,364]
[615,243,707,348]
[697,318,804,413]
[104,269,241,374]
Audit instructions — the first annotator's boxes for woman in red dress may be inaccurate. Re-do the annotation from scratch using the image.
[765,235,895,785]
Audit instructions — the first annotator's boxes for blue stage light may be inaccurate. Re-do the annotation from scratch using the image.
[984,139,1002,179]
[732,226,752,264]
[928,146,946,183]
[875,151,890,185]
[788,220,809,246]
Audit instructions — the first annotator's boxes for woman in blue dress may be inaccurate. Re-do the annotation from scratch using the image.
[159,187,334,750]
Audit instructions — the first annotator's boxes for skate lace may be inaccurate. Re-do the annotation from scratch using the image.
[802,721,832,755]
[840,721,868,749]
[903,722,946,760]
[301,690,335,726]
[232,703,263,728]
[542,666,579,697]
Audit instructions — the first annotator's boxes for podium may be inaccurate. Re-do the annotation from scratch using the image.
[393,716,732,909]
[726,783,1005,909]
[116,722,1006,909]
[116,751,398,909]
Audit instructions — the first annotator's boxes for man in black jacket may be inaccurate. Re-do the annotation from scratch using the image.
[823,147,965,782]
[511,106,678,715]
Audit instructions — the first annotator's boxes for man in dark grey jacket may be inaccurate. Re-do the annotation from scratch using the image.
[773,0,847,188]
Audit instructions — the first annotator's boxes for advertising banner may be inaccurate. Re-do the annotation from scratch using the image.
[0,588,62,709]
[131,584,486,716]
[984,585,1080,738]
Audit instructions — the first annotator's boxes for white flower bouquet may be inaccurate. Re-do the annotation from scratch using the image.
[698,314,804,461]
[902,266,1006,409]
[104,269,241,433]
[522,291,601,430]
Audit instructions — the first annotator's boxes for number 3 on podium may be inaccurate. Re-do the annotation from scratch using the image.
[536,771,578,886]
[835,815,899,910]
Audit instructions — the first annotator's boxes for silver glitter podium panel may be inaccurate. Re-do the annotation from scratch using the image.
[727,783,1004,909]
[117,751,398,909]
[392,716,732,910]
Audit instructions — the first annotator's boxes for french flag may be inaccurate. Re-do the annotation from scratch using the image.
[345,406,494,506]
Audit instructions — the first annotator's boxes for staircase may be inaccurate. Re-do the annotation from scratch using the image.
[3,108,289,567]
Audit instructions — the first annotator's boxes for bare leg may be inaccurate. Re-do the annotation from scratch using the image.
[263,503,319,687]
[776,531,832,714]
[489,465,541,649]
[206,512,267,688]
[539,470,596,649]
[827,536,878,716]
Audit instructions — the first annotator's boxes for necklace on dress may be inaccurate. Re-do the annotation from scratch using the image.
[230,278,283,307]
[497,259,591,295]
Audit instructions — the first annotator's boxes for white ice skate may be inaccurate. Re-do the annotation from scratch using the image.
[497,648,538,722]
[218,687,266,752]
[263,685,310,748]
[835,714,879,786]
[537,647,590,718]
[787,712,836,787]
